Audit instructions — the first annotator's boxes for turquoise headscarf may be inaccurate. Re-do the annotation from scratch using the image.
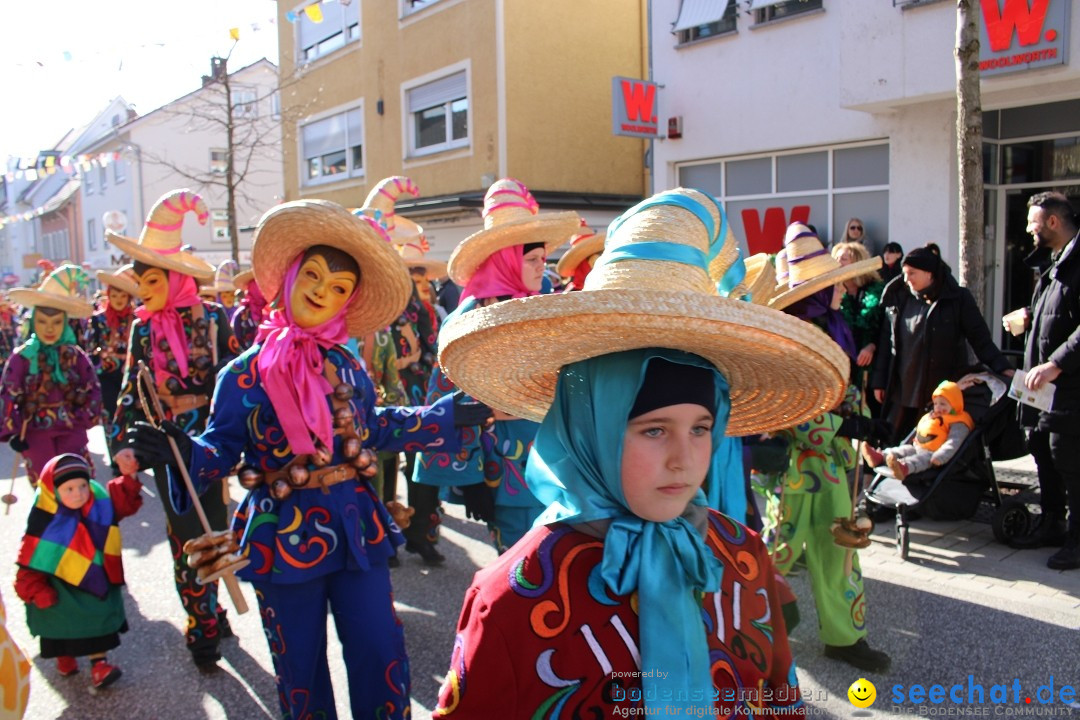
[18,309,76,384]
[526,348,742,712]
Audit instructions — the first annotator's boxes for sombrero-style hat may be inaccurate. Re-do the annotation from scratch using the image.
[251,199,413,338]
[398,240,448,279]
[233,269,254,292]
[106,190,216,281]
[555,226,606,278]
[96,264,139,296]
[437,188,849,436]
[448,178,580,286]
[355,176,424,243]
[9,265,94,318]
[769,223,882,311]
[202,260,237,295]
[727,253,777,306]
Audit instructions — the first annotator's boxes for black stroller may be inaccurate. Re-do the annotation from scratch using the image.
[861,373,1036,560]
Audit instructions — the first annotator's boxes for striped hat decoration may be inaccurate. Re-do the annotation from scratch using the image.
[9,264,94,318]
[105,190,216,281]
[768,223,881,311]
[356,176,424,243]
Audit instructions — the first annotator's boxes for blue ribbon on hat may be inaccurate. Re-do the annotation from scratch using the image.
[599,190,729,272]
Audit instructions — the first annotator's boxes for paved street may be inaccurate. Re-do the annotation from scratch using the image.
[0,432,1076,719]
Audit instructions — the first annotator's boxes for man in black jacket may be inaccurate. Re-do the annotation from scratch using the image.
[1009,192,1080,569]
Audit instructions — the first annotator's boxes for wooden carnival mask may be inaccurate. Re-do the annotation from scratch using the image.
[289,251,358,329]
[136,266,170,313]
[33,307,67,344]
[107,286,132,312]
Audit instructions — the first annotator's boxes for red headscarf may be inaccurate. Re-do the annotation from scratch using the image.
[134,270,202,382]
[100,293,134,331]
[461,245,540,302]
[255,255,357,455]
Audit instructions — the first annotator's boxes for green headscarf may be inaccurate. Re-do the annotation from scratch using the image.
[18,309,77,384]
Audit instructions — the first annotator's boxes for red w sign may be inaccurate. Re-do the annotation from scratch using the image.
[742,206,811,255]
[979,0,1067,76]
[612,76,659,138]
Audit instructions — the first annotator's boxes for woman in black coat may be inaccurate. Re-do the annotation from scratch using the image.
[871,247,1013,440]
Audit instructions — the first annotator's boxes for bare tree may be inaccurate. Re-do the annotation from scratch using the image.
[956,0,985,309]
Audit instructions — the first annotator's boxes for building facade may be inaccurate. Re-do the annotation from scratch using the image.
[277,0,649,260]
[653,0,1080,347]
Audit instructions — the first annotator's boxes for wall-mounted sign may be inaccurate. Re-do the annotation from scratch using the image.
[612,77,660,138]
[980,0,1070,77]
[102,210,127,234]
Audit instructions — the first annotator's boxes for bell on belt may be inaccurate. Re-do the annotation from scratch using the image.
[194,317,209,332]
[287,465,310,488]
[238,466,265,489]
[166,359,180,375]
[165,377,182,394]
[333,383,354,401]
[269,478,292,501]
[193,334,208,348]
[342,437,361,459]
[73,390,88,407]
[312,443,333,467]
[158,338,171,351]
[333,406,354,428]
[193,356,212,372]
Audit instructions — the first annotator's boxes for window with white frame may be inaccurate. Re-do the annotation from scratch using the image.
[84,167,94,195]
[98,164,107,190]
[113,158,125,183]
[406,70,468,156]
[296,1,360,64]
[753,0,823,24]
[301,106,364,185]
[211,149,228,175]
[232,87,258,118]
[87,218,98,252]
[401,0,445,18]
[675,2,738,44]
[271,91,281,119]
[212,210,230,242]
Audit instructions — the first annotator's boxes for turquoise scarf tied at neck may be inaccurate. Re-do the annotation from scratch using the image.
[526,348,742,712]
[19,310,76,384]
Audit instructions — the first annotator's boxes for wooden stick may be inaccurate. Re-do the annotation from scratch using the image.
[136,363,248,615]
[3,419,30,515]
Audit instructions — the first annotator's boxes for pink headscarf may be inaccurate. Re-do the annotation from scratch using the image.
[134,270,201,383]
[461,245,540,302]
[255,256,357,456]
[239,279,268,325]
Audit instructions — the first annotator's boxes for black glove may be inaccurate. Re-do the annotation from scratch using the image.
[126,420,193,470]
[9,436,29,454]
[459,482,496,525]
[452,391,494,428]
[837,415,891,444]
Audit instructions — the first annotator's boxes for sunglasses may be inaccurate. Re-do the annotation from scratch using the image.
[849,225,863,231]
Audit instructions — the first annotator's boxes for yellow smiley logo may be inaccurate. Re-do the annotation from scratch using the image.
[848,678,877,708]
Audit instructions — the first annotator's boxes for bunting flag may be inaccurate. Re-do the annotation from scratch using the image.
[304,3,324,22]
[230,27,241,41]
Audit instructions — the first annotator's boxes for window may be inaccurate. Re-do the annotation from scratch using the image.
[98,164,107,190]
[232,87,258,118]
[84,167,94,195]
[271,91,281,119]
[406,70,468,156]
[87,218,97,252]
[211,149,228,175]
[296,0,360,63]
[212,210,230,242]
[754,0,823,23]
[676,2,737,44]
[301,106,364,186]
[113,159,125,184]
[401,0,444,18]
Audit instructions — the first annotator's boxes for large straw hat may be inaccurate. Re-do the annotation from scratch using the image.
[96,264,139,296]
[106,190,216,281]
[233,268,254,292]
[448,178,580,286]
[437,188,849,436]
[733,253,777,306]
[769,223,882,311]
[555,225,606,278]
[398,240,448,279]
[205,260,238,295]
[251,199,413,338]
[355,176,424,243]
[9,265,94,318]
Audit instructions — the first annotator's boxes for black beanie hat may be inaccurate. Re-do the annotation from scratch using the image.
[629,359,716,420]
[902,246,941,275]
[51,453,92,489]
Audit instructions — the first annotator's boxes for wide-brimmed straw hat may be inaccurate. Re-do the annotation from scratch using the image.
[398,240,448,279]
[769,223,882,311]
[448,178,580,286]
[555,225,606,278]
[437,188,849,436]
[736,253,778,306]
[355,176,424,243]
[251,199,412,338]
[96,264,139,296]
[106,190,216,281]
[233,269,255,292]
[202,260,237,295]
[10,265,94,318]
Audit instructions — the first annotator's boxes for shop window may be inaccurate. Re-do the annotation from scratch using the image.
[296,0,360,64]
[405,69,469,156]
[1003,137,1080,185]
[834,145,889,188]
[726,157,771,197]
[754,0,823,24]
[301,106,364,186]
[777,151,827,192]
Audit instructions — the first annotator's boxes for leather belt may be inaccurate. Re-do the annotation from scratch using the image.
[265,462,358,492]
[159,393,210,414]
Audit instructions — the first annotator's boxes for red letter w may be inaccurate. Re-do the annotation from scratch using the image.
[742,206,811,255]
[981,0,1050,52]
[621,81,656,123]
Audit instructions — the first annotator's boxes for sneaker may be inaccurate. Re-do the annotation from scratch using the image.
[56,656,78,676]
[823,639,892,673]
[885,454,909,481]
[404,539,445,566]
[861,444,885,468]
[90,661,122,689]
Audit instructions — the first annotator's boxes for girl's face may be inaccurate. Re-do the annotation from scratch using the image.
[521,247,547,292]
[620,403,714,522]
[107,286,131,312]
[220,291,235,309]
[57,477,91,510]
[33,310,67,344]
[930,395,952,418]
[883,250,902,266]
[289,253,357,328]
[137,267,170,313]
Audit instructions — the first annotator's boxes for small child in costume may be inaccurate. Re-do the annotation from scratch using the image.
[863,380,974,480]
[13,453,143,689]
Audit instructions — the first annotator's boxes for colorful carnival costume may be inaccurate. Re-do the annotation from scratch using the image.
[106,190,238,670]
[230,269,267,352]
[14,454,143,689]
[88,265,138,450]
[199,260,239,321]
[432,188,849,717]
[1,267,101,485]
[128,200,488,720]
[765,223,892,672]
[415,178,580,553]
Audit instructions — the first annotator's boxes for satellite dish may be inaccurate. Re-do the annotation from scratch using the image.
[102,210,127,233]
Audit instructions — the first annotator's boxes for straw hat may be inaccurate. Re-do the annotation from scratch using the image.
[437,188,849,436]
[205,260,238,295]
[96,264,139,296]
[355,176,424,243]
[106,190,216,281]
[9,265,94,318]
[398,240,448,279]
[555,225,606,278]
[737,253,778,306]
[233,269,254,292]
[769,223,882,311]
[447,178,580,286]
[251,199,413,338]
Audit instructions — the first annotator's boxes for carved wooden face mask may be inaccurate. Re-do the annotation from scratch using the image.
[289,253,358,329]
[107,286,132,312]
[137,267,170,313]
[33,309,67,344]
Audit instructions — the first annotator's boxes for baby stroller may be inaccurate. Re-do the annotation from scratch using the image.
[861,373,1036,560]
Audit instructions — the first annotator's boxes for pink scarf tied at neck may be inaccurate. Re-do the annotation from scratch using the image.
[255,257,357,456]
[135,270,202,383]
[461,244,541,302]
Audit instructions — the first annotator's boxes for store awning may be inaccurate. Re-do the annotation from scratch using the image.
[672,0,732,32]
[746,0,787,8]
